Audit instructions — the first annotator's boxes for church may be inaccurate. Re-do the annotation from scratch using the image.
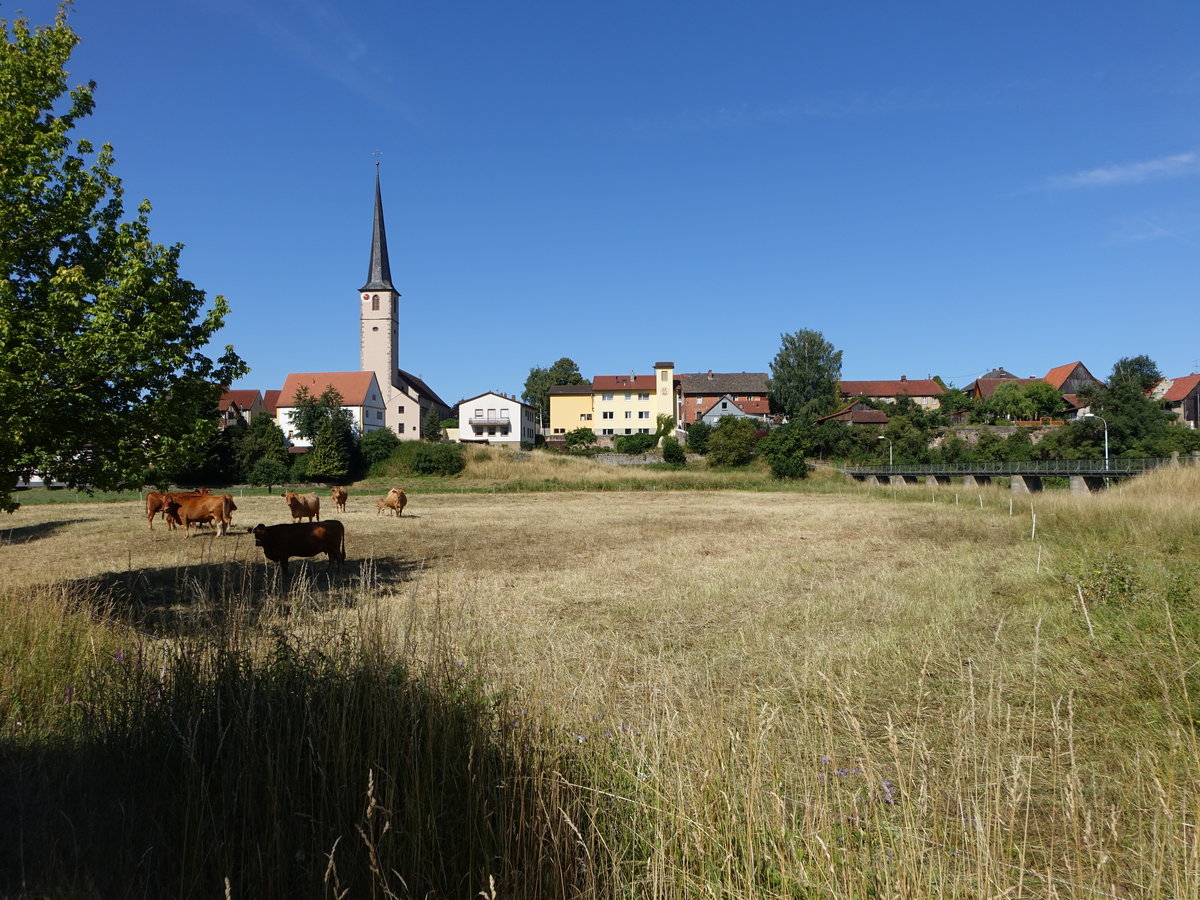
[247,169,453,445]
[357,166,452,438]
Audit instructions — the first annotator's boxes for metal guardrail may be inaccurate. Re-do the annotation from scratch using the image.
[845,457,1197,478]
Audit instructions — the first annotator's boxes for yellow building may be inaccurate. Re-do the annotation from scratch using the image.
[549,362,676,443]
[548,384,595,437]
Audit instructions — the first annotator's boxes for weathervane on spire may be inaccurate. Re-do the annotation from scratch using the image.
[372,149,383,168]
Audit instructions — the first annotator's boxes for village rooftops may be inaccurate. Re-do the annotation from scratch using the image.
[840,376,943,398]
[678,371,768,394]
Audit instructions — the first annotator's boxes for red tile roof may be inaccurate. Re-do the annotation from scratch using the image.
[1043,362,1081,389]
[218,389,261,411]
[592,373,656,391]
[1163,373,1200,402]
[970,377,1035,399]
[277,372,381,408]
[840,378,942,398]
[263,390,281,415]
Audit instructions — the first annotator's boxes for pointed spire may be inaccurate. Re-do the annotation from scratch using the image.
[360,163,396,292]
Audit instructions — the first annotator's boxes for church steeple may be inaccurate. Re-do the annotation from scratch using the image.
[360,164,395,292]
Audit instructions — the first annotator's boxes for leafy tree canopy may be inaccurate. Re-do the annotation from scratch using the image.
[522,357,588,426]
[705,416,759,467]
[0,8,246,510]
[767,330,843,422]
[1109,355,1162,393]
[288,386,353,441]
[988,381,1063,421]
[757,422,810,479]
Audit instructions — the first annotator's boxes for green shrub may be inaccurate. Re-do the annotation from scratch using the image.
[757,423,810,479]
[564,428,597,451]
[411,442,465,476]
[685,420,712,455]
[613,433,657,455]
[661,436,686,467]
[705,417,759,467]
[247,458,289,493]
[360,428,401,467]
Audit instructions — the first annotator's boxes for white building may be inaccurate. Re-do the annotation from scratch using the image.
[276,371,387,447]
[458,392,538,446]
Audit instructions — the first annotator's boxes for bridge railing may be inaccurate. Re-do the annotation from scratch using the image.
[845,457,1192,477]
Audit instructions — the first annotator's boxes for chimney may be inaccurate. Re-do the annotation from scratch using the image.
[707,370,713,380]
[900,375,907,381]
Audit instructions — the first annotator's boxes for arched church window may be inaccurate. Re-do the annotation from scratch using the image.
[372,295,380,311]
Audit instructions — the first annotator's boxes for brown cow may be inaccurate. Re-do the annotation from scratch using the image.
[147,489,208,530]
[376,487,407,518]
[331,485,347,513]
[146,491,166,529]
[164,493,237,537]
[283,491,320,523]
[252,521,345,576]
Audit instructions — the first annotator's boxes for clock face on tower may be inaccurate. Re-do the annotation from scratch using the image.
[362,294,369,301]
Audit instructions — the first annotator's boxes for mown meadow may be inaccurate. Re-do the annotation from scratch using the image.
[1,448,1197,898]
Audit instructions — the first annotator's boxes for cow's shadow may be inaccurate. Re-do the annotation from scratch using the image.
[0,519,91,545]
[58,554,426,637]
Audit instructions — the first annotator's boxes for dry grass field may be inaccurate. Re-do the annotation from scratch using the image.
[2,464,1198,898]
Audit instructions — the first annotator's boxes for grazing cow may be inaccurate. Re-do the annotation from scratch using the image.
[331,485,348,513]
[164,493,237,537]
[252,521,345,576]
[283,491,320,523]
[376,487,407,518]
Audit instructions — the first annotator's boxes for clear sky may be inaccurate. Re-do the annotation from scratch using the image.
[9,0,1200,405]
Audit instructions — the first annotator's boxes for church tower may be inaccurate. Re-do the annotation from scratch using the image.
[359,165,400,409]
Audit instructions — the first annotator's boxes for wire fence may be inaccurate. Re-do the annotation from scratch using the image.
[846,455,1200,478]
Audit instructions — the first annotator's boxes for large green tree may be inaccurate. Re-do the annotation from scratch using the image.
[0,8,245,510]
[522,357,588,427]
[767,330,843,423]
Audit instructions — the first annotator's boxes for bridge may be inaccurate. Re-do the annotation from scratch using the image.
[843,455,1199,493]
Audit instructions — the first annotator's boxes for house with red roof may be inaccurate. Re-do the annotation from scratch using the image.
[275,371,387,447]
[217,389,265,429]
[1151,374,1200,429]
[1042,361,1103,396]
[548,362,677,443]
[677,371,769,426]
[812,400,890,427]
[839,375,943,409]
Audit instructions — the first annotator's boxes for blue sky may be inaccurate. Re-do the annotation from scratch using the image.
[9,0,1200,405]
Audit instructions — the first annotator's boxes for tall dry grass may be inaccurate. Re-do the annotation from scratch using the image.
[0,469,1197,897]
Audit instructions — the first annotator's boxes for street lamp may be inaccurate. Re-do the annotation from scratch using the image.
[1081,412,1109,471]
[878,435,893,467]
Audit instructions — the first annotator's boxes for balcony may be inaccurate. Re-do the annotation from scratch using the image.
[469,416,511,431]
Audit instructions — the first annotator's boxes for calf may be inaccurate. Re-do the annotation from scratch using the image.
[283,491,320,523]
[331,485,348,513]
[252,521,346,576]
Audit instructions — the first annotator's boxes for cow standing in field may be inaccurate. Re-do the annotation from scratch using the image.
[147,488,212,530]
[283,491,320,523]
[164,494,237,537]
[376,487,407,518]
[331,485,347,513]
[146,492,166,529]
[252,521,345,576]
